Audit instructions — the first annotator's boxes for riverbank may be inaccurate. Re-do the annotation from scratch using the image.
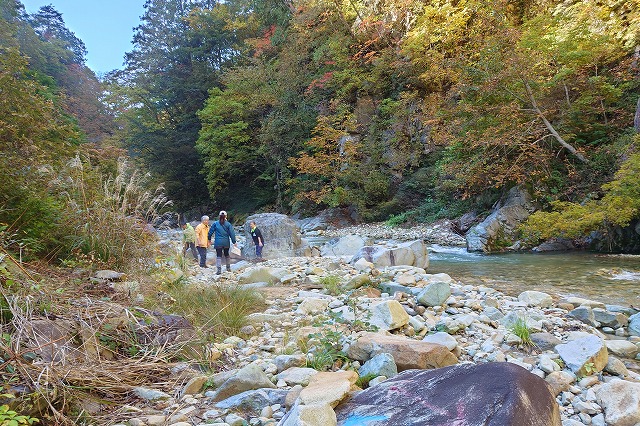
[5,220,640,425]
[313,221,640,307]
[107,227,640,425]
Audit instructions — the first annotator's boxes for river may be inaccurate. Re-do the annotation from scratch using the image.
[428,245,640,307]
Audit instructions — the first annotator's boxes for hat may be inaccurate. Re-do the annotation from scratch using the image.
[219,210,227,216]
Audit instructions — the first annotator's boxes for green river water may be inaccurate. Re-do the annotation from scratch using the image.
[427,245,640,307]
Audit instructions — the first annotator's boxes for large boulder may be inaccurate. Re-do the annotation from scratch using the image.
[347,332,457,371]
[321,235,372,257]
[466,186,536,253]
[237,267,290,285]
[211,363,276,402]
[297,208,358,233]
[416,281,451,307]
[351,240,429,269]
[334,363,561,426]
[279,371,359,426]
[243,213,303,259]
[367,300,410,331]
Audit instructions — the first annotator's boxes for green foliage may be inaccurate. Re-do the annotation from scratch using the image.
[523,150,640,243]
[0,402,39,426]
[355,373,377,389]
[508,317,534,347]
[319,275,342,296]
[304,329,349,372]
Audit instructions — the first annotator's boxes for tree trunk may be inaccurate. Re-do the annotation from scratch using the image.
[524,80,588,163]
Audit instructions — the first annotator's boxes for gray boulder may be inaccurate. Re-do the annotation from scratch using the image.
[215,388,287,412]
[321,235,372,257]
[297,208,357,232]
[351,240,429,269]
[567,306,599,327]
[518,290,553,308]
[367,300,410,331]
[416,281,451,307]
[530,332,562,351]
[211,363,276,402]
[532,238,575,252]
[358,353,398,379]
[334,363,561,425]
[629,312,640,336]
[555,335,608,376]
[243,213,303,259]
[596,379,640,426]
[593,309,628,328]
[466,186,536,253]
[605,340,639,359]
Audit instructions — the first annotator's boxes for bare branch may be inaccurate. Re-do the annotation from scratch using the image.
[523,80,588,163]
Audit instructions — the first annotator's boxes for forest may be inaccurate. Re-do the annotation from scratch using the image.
[1,0,640,265]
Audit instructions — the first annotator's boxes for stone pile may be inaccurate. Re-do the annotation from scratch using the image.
[320,220,466,246]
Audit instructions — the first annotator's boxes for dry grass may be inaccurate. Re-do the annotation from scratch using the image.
[0,251,269,425]
[58,156,170,271]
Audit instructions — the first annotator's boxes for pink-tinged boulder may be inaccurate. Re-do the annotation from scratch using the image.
[335,362,561,426]
[347,332,457,371]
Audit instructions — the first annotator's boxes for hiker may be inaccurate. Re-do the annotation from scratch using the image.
[208,210,238,274]
[195,215,211,268]
[249,221,264,259]
[182,222,198,261]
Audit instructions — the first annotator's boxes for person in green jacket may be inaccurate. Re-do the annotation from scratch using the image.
[181,222,198,261]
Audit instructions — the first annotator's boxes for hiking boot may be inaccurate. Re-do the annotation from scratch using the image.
[226,265,231,272]
[216,267,221,275]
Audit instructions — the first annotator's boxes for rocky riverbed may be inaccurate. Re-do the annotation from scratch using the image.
[110,223,640,426]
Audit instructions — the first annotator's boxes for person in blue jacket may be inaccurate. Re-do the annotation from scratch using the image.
[208,210,238,274]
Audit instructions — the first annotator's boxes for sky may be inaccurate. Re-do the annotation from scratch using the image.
[20,0,146,75]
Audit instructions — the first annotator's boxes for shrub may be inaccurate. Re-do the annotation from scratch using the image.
[304,329,349,371]
[319,275,342,296]
[522,150,640,244]
[0,401,39,425]
[58,156,170,271]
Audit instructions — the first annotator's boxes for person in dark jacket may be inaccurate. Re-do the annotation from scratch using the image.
[249,221,264,259]
[208,210,237,274]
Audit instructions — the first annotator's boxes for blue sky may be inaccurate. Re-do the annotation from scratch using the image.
[21,0,146,74]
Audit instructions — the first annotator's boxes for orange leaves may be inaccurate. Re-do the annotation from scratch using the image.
[249,25,277,57]
[305,71,334,95]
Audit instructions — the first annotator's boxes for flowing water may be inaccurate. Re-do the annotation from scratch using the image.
[427,245,640,307]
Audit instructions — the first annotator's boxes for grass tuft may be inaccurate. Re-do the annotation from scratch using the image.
[508,317,534,347]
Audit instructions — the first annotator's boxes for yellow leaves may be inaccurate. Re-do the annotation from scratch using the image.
[523,153,640,242]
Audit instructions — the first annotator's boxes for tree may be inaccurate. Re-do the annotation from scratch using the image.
[117,0,236,209]
[28,4,87,64]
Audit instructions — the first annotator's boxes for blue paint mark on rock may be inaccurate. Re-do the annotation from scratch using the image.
[342,414,389,425]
